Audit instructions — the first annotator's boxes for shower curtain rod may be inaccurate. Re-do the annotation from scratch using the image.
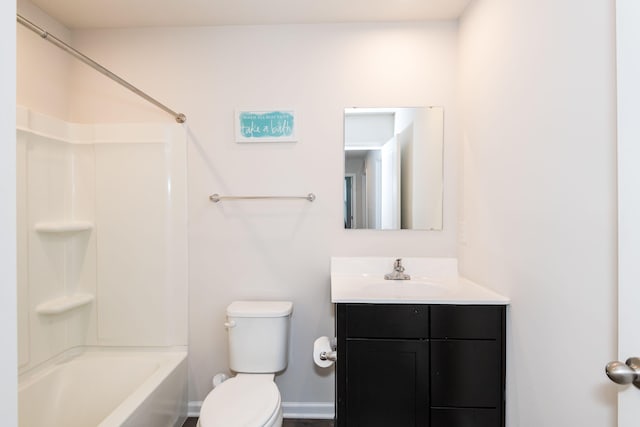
[17,14,186,123]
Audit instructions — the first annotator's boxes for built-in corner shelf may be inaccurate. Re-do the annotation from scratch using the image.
[33,221,95,315]
[35,293,95,315]
[34,221,94,234]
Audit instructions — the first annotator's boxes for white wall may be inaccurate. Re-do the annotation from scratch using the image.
[1,1,17,424]
[458,0,617,426]
[61,22,460,409]
[17,0,72,120]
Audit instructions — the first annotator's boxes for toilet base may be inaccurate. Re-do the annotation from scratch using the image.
[197,405,282,427]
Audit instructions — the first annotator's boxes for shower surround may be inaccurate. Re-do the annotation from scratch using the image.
[16,106,188,426]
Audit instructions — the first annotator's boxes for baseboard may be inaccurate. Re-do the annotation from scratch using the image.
[281,402,335,419]
[187,401,335,420]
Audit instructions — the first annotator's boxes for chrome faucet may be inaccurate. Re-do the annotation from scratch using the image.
[384,258,411,280]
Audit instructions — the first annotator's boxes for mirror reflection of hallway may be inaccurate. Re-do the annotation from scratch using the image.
[344,107,444,230]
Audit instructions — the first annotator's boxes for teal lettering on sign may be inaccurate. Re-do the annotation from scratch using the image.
[239,111,294,139]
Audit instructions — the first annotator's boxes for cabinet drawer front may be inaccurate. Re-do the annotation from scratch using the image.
[431,305,504,339]
[344,304,429,338]
[431,340,502,407]
[431,407,501,427]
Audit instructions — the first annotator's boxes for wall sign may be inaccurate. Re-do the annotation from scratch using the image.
[235,109,296,142]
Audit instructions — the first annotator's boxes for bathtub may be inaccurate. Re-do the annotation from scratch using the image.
[18,349,188,427]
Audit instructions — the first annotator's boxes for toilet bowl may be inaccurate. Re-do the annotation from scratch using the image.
[198,374,282,427]
[197,301,292,427]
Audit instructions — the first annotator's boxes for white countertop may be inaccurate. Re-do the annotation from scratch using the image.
[331,257,510,305]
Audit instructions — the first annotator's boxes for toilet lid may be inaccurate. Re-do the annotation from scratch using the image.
[199,376,280,427]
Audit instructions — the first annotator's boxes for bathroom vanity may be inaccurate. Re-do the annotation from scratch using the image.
[331,258,509,427]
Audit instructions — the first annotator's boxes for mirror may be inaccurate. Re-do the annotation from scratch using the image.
[344,106,443,230]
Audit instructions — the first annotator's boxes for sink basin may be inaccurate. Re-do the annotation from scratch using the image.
[363,280,451,299]
[365,277,450,291]
[331,257,509,305]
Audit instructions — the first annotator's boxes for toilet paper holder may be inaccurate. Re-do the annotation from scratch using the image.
[314,336,337,367]
[319,350,337,362]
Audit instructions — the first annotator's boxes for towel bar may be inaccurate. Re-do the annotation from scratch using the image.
[209,193,316,202]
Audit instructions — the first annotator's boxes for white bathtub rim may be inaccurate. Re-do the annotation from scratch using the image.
[97,350,187,427]
[19,346,188,427]
[18,345,187,384]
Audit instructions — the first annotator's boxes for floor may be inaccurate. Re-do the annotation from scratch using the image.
[182,418,334,427]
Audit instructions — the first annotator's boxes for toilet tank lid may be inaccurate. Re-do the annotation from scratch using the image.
[227,301,293,317]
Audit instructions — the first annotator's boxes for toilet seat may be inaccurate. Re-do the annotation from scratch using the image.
[199,374,281,427]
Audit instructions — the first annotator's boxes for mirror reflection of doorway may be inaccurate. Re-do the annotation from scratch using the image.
[344,175,355,228]
[343,107,444,230]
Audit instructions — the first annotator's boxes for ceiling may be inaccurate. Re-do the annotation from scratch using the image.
[28,0,473,29]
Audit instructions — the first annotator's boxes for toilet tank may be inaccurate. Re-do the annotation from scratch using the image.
[226,301,293,373]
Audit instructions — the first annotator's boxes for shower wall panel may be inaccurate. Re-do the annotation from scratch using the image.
[17,127,97,373]
[94,125,187,346]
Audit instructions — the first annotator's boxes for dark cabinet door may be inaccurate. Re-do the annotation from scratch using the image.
[430,340,502,408]
[344,339,429,427]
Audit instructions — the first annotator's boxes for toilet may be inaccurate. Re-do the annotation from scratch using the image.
[198,301,293,427]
